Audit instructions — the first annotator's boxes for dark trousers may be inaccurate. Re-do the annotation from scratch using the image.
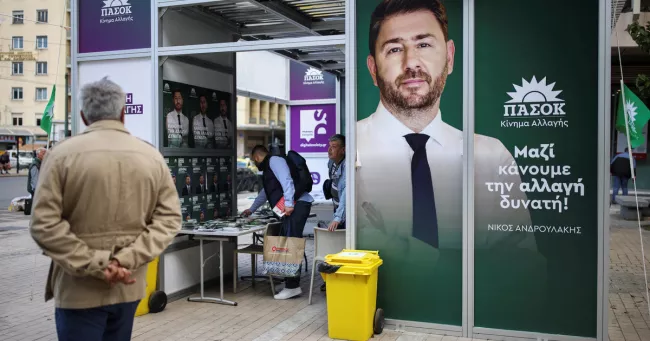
[612,176,630,202]
[281,201,312,289]
[55,301,139,341]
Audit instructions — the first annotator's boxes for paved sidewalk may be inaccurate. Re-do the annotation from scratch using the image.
[1,206,649,340]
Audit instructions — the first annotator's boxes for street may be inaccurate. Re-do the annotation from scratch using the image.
[0,176,28,210]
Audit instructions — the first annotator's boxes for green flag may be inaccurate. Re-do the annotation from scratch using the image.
[40,85,56,135]
[616,84,650,149]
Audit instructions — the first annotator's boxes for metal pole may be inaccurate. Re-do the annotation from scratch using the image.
[65,73,69,137]
[16,137,20,174]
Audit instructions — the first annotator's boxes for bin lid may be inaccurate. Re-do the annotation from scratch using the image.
[324,249,383,276]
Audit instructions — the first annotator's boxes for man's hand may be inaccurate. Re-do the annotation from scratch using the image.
[103,260,136,285]
[327,221,340,231]
[284,207,294,216]
[241,209,252,217]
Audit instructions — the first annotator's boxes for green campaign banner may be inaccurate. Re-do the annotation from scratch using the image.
[355,0,464,325]
[474,0,598,336]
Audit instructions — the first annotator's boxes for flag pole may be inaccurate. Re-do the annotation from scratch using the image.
[614,0,650,319]
[46,122,52,151]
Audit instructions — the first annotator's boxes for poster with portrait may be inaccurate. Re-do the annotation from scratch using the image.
[180,197,192,222]
[191,196,206,223]
[165,157,178,185]
[355,0,464,326]
[176,158,192,197]
[162,80,233,149]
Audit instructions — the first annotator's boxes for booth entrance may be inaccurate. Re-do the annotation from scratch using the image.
[70,1,611,340]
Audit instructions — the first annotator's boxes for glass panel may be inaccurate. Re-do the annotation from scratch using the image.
[355,0,464,325]
[473,0,599,337]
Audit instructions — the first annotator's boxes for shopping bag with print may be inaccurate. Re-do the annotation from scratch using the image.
[262,220,306,277]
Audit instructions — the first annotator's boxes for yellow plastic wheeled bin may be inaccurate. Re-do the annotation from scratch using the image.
[321,250,384,341]
[135,257,167,316]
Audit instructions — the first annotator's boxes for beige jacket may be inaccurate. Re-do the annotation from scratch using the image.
[29,120,181,309]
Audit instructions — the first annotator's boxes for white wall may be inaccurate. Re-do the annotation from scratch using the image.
[612,12,650,48]
[236,51,289,101]
[163,241,235,296]
[77,58,154,143]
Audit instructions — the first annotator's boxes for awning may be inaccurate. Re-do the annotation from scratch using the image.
[0,126,48,138]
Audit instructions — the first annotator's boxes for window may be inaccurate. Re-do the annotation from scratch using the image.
[36,62,48,75]
[12,87,23,100]
[12,37,23,50]
[36,36,48,49]
[37,10,48,23]
[12,115,23,126]
[36,116,42,126]
[12,62,23,75]
[12,11,23,24]
[36,88,48,101]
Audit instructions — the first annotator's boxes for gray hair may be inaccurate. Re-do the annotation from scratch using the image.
[80,76,125,125]
[329,134,345,146]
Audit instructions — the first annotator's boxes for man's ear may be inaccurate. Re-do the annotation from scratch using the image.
[446,40,456,75]
[367,55,378,87]
[80,111,89,126]
[120,107,125,123]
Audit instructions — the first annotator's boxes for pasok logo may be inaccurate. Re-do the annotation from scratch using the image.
[303,67,325,85]
[502,76,567,128]
[101,0,132,17]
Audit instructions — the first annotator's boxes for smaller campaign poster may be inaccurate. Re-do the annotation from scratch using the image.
[180,197,192,222]
[207,165,219,194]
[191,196,206,223]
[191,166,207,195]
[177,164,191,197]
[219,157,232,193]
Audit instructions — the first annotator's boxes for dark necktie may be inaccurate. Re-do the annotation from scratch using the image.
[223,119,227,130]
[404,133,439,248]
[177,114,181,125]
[202,116,206,127]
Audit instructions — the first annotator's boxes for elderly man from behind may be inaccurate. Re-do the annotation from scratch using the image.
[28,148,46,196]
[29,77,182,341]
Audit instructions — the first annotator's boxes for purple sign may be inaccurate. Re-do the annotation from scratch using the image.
[290,104,336,153]
[289,61,336,101]
[125,93,143,115]
[78,0,151,53]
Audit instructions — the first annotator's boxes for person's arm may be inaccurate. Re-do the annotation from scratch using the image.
[333,167,346,223]
[29,156,110,279]
[249,189,267,213]
[269,156,295,208]
[111,161,182,270]
[29,166,38,193]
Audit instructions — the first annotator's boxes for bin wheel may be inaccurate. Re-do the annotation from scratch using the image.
[373,308,385,335]
[148,291,167,313]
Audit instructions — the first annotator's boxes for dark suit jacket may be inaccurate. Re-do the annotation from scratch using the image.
[182,186,190,196]
[196,185,206,194]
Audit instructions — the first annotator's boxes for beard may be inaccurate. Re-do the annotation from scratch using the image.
[377,63,448,116]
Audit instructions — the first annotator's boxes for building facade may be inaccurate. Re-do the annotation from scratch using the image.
[0,0,69,149]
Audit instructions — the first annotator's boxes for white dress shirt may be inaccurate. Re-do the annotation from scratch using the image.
[166,110,190,148]
[192,113,215,149]
[213,115,233,148]
[356,102,535,252]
